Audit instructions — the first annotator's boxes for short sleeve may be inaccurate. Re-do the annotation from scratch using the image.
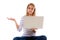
[17,16,24,32]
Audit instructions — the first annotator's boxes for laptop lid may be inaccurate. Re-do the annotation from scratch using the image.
[23,16,44,29]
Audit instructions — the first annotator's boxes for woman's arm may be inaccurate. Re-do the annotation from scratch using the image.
[7,17,19,29]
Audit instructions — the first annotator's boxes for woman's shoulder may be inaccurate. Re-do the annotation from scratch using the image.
[20,15,26,20]
[21,15,26,18]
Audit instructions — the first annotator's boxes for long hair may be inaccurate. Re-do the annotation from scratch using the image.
[26,3,36,16]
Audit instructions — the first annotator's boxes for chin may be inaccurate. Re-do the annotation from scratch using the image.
[28,12,33,15]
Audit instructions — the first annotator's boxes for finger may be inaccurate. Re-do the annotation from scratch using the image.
[7,17,9,20]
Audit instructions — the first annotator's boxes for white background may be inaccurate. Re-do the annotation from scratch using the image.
[0,0,60,40]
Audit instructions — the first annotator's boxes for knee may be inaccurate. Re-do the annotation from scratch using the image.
[13,37,17,40]
[40,35,47,40]
[13,37,20,40]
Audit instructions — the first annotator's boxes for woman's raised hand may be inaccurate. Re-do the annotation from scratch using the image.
[7,17,15,21]
[7,17,19,29]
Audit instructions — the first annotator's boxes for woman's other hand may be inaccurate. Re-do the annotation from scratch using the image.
[30,28,38,33]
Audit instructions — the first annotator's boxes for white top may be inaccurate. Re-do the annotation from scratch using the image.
[18,16,35,37]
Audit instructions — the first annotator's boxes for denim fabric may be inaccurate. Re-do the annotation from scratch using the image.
[13,35,47,40]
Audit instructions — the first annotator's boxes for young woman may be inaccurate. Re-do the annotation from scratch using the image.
[7,3,46,40]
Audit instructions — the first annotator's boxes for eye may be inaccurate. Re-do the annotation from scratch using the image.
[31,8,33,10]
[28,7,30,9]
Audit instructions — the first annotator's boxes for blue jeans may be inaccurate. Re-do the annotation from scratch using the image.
[13,35,47,40]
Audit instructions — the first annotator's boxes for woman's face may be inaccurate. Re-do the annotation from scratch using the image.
[27,5,35,15]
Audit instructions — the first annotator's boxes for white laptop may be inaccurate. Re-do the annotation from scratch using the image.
[23,16,44,29]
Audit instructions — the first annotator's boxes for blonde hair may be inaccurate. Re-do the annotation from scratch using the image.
[26,3,36,16]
